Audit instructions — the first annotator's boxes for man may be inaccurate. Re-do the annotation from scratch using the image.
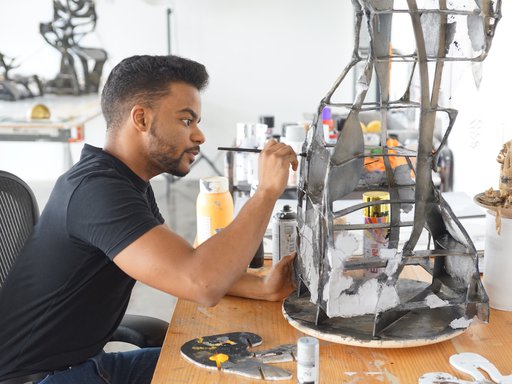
[0,55,297,383]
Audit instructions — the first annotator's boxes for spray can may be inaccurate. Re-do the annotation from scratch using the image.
[297,336,319,384]
[196,176,234,246]
[362,191,390,276]
[271,205,297,265]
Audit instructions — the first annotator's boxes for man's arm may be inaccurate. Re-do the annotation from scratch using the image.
[113,140,298,307]
[227,253,296,301]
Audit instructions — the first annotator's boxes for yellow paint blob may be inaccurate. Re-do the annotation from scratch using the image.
[209,353,229,369]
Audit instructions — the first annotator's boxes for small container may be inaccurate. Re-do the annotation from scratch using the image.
[249,240,264,269]
[196,176,234,245]
[272,205,297,265]
[282,124,306,187]
[322,106,336,145]
[297,336,319,384]
[248,182,264,268]
[362,191,390,276]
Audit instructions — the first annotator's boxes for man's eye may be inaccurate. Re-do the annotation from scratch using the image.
[181,119,193,127]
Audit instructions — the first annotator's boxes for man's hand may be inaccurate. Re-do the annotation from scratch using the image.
[257,140,298,201]
[261,253,297,301]
[226,253,297,302]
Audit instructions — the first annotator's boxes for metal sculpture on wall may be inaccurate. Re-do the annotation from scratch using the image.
[284,0,502,347]
[40,0,108,95]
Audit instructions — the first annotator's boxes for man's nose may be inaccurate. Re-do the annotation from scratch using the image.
[192,125,205,144]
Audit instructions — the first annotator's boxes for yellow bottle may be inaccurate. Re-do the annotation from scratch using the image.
[196,176,234,245]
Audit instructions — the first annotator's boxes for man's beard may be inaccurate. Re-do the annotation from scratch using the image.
[148,123,192,177]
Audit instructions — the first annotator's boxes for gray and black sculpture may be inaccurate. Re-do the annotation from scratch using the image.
[284,0,501,347]
[40,0,107,95]
[0,52,44,101]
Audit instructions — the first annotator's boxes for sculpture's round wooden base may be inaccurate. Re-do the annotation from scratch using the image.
[283,280,469,348]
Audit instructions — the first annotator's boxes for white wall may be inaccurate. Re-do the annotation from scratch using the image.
[1,0,510,197]
[448,2,512,195]
[0,0,353,181]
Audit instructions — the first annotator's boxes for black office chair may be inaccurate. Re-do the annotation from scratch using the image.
[0,170,168,384]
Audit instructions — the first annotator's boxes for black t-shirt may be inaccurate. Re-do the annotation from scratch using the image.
[0,144,164,380]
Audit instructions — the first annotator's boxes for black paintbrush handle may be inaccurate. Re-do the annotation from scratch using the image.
[217,147,306,157]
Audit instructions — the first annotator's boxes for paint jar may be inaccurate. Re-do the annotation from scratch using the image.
[248,182,264,269]
[282,124,306,187]
[297,336,319,384]
[362,191,390,277]
[483,211,512,311]
[322,106,336,145]
[271,205,297,265]
[196,176,234,246]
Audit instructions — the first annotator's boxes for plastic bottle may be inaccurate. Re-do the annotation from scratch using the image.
[259,115,275,138]
[196,176,234,246]
[297,336,319,384]
[282,124,306,187]
[322,106,337,145]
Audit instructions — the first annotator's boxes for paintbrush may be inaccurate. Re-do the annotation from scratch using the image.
[217,147,307,157]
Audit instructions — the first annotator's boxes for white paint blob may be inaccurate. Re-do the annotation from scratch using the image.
[425,294,449,309]
[449,316,473,329]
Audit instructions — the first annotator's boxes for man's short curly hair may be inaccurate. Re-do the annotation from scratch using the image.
[101,55,209,130]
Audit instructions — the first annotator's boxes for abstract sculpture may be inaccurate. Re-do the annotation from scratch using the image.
[40,0,108,95]
[0,52,44,101]
[284,0,502,347]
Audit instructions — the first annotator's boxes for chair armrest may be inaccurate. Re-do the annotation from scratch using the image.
[110,314,169,348]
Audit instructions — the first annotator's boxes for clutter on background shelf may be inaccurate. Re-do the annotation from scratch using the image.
[0,52,43,101]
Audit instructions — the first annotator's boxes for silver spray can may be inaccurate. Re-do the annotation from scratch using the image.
[271,205,297,265]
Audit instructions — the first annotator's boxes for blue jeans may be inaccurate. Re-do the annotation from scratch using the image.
[37,348,161,384]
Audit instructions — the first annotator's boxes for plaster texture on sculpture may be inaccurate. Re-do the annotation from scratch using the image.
[449,317,473,329]
[425,294,449,308]
[330,231,359,268]
[285,0,502,345]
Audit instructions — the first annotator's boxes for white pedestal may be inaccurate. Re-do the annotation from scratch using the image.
[483,212,512,311]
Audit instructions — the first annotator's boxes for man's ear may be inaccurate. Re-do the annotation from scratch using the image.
[131,105,152,132]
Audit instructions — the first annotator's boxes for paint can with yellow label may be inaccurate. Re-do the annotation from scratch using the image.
[362,191,390,277]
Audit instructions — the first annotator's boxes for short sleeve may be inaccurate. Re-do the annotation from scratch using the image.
[67,174,162,259]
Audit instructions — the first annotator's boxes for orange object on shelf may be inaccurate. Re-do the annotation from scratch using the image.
[364,137,408,173]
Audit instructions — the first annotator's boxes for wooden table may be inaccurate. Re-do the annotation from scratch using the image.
[152,264,512,384]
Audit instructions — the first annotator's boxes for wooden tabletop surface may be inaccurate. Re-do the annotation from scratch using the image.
[151,266,512,384]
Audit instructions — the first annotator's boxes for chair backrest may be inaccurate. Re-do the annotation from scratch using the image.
[0,171,39,288]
